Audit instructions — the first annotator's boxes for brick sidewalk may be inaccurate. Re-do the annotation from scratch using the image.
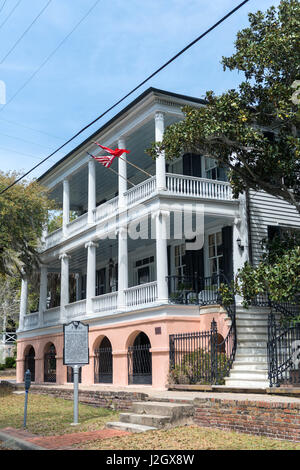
[1,427,130,450]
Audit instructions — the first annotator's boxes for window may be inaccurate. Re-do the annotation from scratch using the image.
[135,256,154,285]
[174,244,186,277]
[205,157,227,181]
[208,232,223,276]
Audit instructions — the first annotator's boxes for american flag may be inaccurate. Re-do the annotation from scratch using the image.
[87,151,116,168]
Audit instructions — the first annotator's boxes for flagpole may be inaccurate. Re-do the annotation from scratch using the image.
[117,155,153,178]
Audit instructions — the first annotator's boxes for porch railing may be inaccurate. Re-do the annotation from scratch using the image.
[43,306,60,326]
[23,312,39,330]
[125,281,158,308]
[65,299,86,320]
[125,176,156,207]
[67,213,88,237]
[94,196,118,223]
[166,174,233,200]
[92,292,118,313]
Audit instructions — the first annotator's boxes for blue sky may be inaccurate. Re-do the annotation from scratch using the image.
[0,0,280,179]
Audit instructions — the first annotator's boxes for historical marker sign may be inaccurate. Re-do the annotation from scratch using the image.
[63,321,89,366]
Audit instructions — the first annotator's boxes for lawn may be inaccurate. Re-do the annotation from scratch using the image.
[77,425,300,451]
[0,385,118,436]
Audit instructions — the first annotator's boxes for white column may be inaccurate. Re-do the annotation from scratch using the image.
[75,273,80,302]
[39,266,48,327]
[117,227,128,309]
[118,137,127,209]
[155,112,166,191]
[233,195,250,304]
[154,210,169,303]
[19,276,28,331]
[63,178,70,237]
[59,253,70,323]
[88,159,96,224]
[85,241,98,313]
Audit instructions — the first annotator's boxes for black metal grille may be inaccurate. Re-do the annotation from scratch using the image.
[128,344,152,385]
[169,319,236,385]
[44,346,56,383]
[24,351,35,382]
[167,273,231,307]
[67,366,82,383]
[94,348,113,384]
[268,312,300,387]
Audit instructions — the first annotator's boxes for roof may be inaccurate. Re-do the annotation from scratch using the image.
[38,87,206,182]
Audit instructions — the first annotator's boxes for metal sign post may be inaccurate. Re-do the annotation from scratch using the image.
[23,369,31,429]
[63,321,89,426]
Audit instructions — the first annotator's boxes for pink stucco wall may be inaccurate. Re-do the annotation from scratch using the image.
[17,309,229,389]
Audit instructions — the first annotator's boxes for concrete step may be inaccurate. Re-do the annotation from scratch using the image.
[131,401,194,420]
[228,370,268,380]
[106,421,157,433]
[120,413,171,428]
[236,341,267,348]
[224,378,269,388]
[236,326,268,334]
[231,362,268,371]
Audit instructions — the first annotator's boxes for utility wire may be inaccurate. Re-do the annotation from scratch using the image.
[0,0,7,14]
[0,0,250,194]
[0,0,102,113]
[0,0,53,65]
[0,0,23,32]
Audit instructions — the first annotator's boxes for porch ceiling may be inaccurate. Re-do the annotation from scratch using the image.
[48,114,180,211]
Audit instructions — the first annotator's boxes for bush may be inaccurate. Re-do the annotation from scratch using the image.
[169,348,229,385]
[5,357,16,369]
[0,363,5,371]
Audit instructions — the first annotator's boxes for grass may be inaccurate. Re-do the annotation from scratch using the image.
[0,387,118,436]
[77,425,300,451]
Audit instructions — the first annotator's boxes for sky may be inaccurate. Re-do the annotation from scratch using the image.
[0,0,281,180]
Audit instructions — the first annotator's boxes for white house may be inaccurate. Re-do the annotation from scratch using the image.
[16,88,300,389]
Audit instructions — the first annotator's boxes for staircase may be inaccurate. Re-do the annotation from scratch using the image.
[106,401,194,433]
[225,306,274,389]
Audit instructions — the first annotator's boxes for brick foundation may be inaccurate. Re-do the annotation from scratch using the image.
[193,397,300,442]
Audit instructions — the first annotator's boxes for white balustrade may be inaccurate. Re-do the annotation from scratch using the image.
[23,312,39,330]
[125,176,157,207]
[92,292,118,313]
[43,307,60,326]
[44,227,63,250]
[95,196,119,223]
[64,299,86,320]
[67,213,89,237]
[166,173,233,200]
[125,282,158,308]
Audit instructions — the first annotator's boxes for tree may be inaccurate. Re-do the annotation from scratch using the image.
[148,0,300,213]
[0,171,55,277]
[0,275,20,334]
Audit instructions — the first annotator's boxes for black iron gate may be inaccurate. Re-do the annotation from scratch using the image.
[128,344,152,385]
[24,348,35,382]
[44,345,56,382]
[94,347,113,383]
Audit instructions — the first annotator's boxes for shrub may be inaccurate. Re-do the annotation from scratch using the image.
[169,348,229,385]
[5,357,16,369]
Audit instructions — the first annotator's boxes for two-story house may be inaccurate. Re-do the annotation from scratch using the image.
[16,87,300,389]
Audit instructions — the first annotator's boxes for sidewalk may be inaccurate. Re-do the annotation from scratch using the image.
[0,427,130,450]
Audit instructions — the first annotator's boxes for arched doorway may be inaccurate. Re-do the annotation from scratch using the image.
[128,332,152,385]
[24,346,35,382]
[44,343,56,383]
[94,337,113,384]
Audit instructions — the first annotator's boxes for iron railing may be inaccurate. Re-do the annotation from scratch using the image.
[169,319,236,385]
[128,344,152,385]
[167,273,232,309]
[67,366,82,383]
[94,347,113,384]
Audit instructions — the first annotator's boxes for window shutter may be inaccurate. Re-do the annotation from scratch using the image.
[222,226,233,282]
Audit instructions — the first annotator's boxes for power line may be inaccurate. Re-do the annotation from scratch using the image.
[0,0,7,14]
[0,0,53,65]
[0,0,102,114]
[0,117,64,141]
[0,0,23,32]
[0,0,250,195]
